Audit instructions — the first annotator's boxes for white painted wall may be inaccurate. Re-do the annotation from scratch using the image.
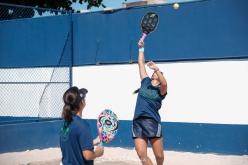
[73,60,248,125]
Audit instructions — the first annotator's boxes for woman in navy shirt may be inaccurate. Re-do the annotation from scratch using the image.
[132,41,167,165]
[60,86,104,165]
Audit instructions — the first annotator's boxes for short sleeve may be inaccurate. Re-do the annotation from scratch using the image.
[79,123,94,151]
[141,77,151,86]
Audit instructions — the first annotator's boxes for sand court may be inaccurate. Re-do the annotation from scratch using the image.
[0,147,247,165]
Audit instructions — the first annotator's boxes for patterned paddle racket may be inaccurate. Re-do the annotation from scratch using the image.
[97,109,119,145]
[139,12,159,46]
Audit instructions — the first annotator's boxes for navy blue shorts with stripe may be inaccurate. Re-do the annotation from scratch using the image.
[132,117,162,139]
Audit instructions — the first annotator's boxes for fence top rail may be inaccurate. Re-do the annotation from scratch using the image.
[0,2,71,21]
[0,2,70,13]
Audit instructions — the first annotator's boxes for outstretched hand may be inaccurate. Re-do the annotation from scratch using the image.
[147,61,159,71]
[138,41,144,48]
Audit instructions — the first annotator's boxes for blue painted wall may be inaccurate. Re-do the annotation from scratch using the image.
[72,0,248,65]
[0,15,72,68]
[0,119,63,153]
[1,119,247,155]
[1,0,248,68]
[88,120,248,155]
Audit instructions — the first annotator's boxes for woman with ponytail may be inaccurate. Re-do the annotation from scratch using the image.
[132,41,167,165]
[60,86,104,165]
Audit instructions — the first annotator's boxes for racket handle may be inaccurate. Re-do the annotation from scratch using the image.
[98,141,103,146]
[138,33,147,46]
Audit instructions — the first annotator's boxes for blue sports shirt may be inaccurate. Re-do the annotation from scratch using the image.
[133,77,166,122]
[60,115,94,165]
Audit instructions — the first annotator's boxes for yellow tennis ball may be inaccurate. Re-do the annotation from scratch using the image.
[173,3,180,10]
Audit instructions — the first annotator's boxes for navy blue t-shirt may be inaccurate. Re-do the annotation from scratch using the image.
[60,115,94,165]
[133,77,166,122]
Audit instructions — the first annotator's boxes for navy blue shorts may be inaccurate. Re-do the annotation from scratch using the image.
[132,117,162,139]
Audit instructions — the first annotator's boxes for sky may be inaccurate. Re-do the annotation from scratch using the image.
[71,0,197,12]
[32,0,197,19]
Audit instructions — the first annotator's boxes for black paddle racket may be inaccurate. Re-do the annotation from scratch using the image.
[139,12,159,46]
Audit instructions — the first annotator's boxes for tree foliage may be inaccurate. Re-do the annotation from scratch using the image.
[0,0,105,20]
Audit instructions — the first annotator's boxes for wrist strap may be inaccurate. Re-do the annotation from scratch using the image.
[139,47,144,52]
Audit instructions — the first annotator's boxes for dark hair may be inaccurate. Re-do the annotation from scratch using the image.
[133,88,140,94]
[133,72,164,94]
[62,87,83,122]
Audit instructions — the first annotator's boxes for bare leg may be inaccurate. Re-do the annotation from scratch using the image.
[150,137,164,165]
[134,138,153,165]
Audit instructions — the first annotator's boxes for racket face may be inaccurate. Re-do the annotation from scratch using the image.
[141,12,159,34]
[97,109,119,144]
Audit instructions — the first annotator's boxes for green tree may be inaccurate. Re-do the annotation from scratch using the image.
[0,0,106,20]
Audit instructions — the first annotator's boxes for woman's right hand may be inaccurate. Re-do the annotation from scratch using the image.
[95,146,104,157]
[138,41,144,48]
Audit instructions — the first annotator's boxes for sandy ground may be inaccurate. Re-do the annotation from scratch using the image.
[0,147,247,165]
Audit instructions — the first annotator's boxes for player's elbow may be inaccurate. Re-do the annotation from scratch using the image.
[161,81,167,87]
[160,84,167,95]
[83,151,96,160]
[84,154,95,161]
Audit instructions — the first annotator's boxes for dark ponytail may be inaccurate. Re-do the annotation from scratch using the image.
[133,88,140,94]
[62,104,73,122]
[62,87,82,122]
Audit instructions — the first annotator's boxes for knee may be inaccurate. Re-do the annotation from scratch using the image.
[155,153,164,162]
[137,151,146,159]
[136,150,148,161]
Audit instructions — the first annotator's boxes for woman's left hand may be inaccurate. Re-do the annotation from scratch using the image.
[147,61,159,71]
[93,136,101,145]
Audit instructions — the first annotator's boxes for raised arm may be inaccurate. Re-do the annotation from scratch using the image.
[156,70,167,96]
[138,41,148,80]
[147,61,167,96]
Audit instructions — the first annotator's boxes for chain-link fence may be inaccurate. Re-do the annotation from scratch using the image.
[0,67,70,124]
[0,3,72,124]
[0,2,69,21]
